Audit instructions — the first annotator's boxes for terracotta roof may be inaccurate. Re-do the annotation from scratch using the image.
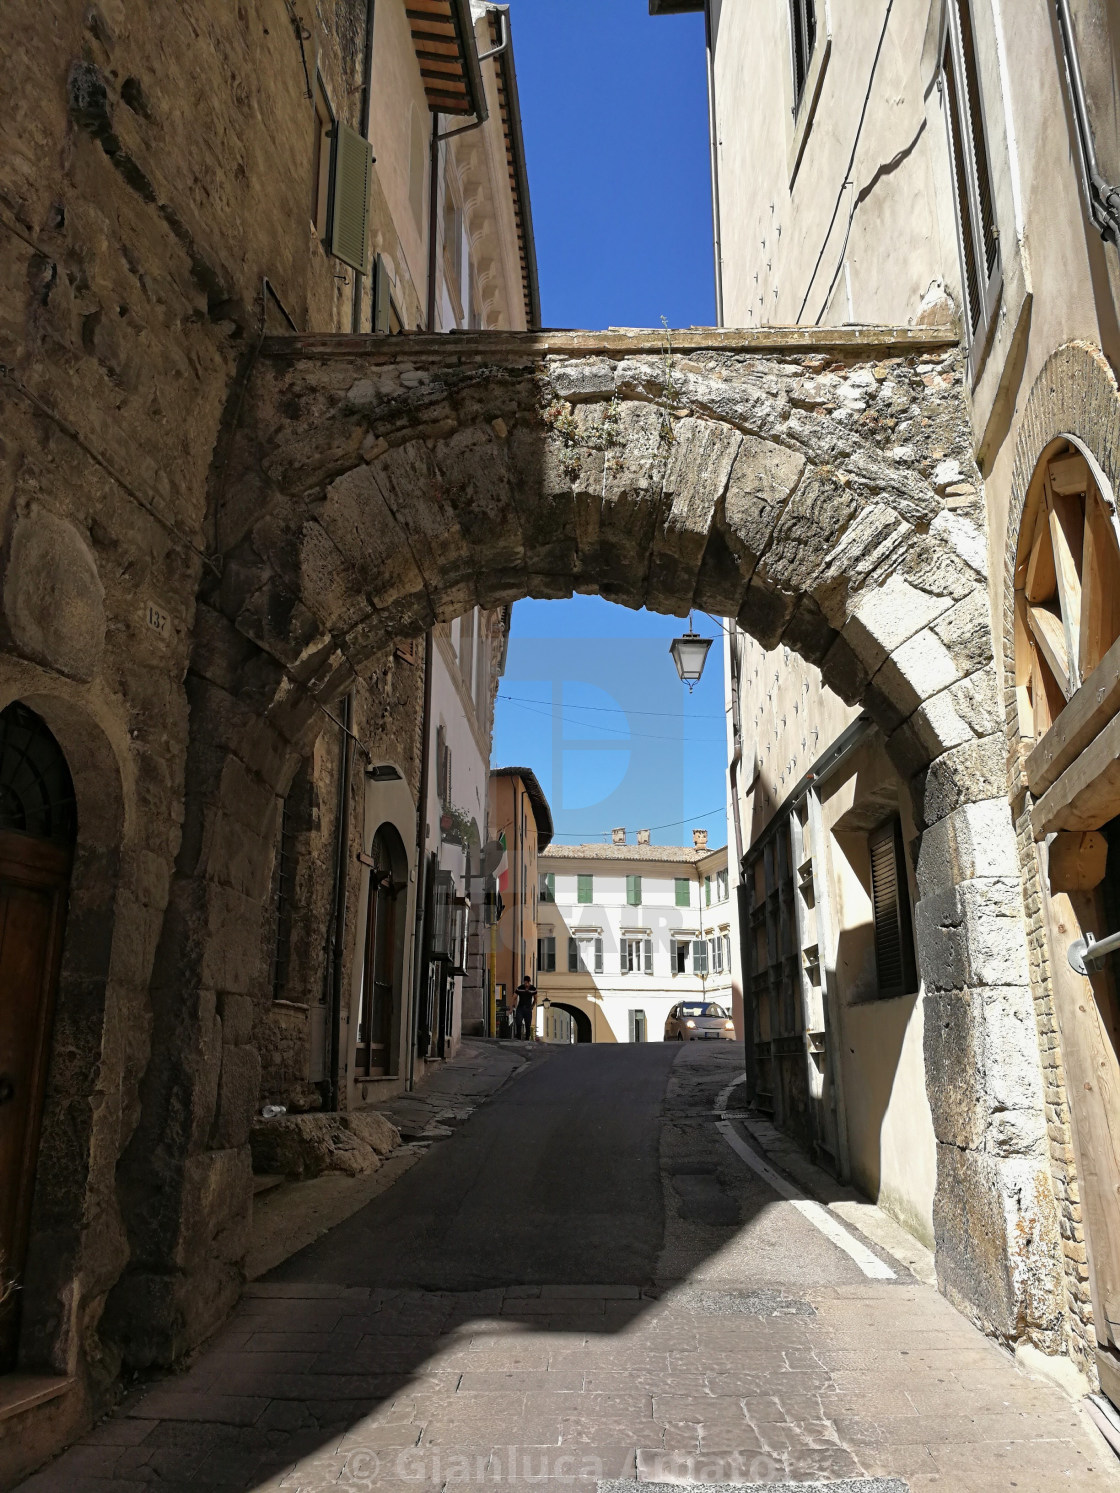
[540,843,727,864]
[407,0,485,116]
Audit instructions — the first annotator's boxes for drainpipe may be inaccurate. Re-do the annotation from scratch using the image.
[407,629,435,1091]
[1054,0,1120,247]
[704,0,725,326]
[351,0,377,332]
[327,690,356,1111]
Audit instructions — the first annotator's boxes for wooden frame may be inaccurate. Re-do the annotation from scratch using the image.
[1014,440,1120,751]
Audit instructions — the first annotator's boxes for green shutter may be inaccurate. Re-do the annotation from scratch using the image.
[329,121,372,272]
[705,875,712,906]
[675,878,690,907]
[627,875,641,906]
[577,874,593,904]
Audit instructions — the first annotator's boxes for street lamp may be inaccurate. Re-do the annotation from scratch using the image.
[669,615,713,692]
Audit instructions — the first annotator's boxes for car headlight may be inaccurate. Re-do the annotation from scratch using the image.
[685,1019,696,1028]
[724,1020,735,1030]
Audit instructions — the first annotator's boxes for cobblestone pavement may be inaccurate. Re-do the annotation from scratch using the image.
[21,1045,1120,1493]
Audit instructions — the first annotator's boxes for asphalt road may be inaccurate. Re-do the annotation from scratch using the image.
[268,1043,683,1290]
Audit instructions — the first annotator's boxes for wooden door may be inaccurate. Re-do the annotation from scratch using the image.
[0,832,70,1369]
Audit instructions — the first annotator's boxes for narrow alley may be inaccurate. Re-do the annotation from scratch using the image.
[22,1045,1118,1493]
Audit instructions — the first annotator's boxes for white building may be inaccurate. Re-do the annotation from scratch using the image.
[536,830,736,1043]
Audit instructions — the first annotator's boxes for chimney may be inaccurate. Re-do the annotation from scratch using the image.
[637,829,651,846]
[612,827,626,845]
[692,828,708,848]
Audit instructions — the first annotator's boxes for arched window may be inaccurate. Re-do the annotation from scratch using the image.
[0,702,77,844]
[355,824,408,1077]
[1014,441,1120,742]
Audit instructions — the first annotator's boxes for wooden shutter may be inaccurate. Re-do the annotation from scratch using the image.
[644,938,653,974]
[675,878,690,907]
[627,875,642,906]
[869,818,917,997]
[330,121,373,272]
[578,873,592,903]
[594,936,604,973]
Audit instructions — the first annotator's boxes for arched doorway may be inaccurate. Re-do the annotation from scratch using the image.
[0,702,76,1370]
[355,824,408,1077]
[548,1001,593,1044]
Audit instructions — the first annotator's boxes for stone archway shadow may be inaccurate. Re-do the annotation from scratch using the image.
[104,327,1060,1382]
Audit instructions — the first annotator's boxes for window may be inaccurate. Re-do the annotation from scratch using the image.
[629,1010,648,1044]
[789,0,817,112]
[710,935,722,974]
[716,868,729,902]
[443,169,464,304]
[623,937,653,974]
[408,102,427,230]
[626,875,642,907]
[538,935,556,973]
[941,0,1000,362]
[564,937,600,973]
[436,725,451,805]
[311,77,335,239]
[675,878,691,908]
[723,932,731,971]
[459,609,475,692]
[869,817,918,998]
[577,873,593,904]
[540,872,555,902]
[673,938,691,975]
[692,939,709,977]
[568,935,603,974]
[705,875,712,906]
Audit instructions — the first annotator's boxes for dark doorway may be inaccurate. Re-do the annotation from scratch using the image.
[355,823,408,1077]
[0,702,76,1370]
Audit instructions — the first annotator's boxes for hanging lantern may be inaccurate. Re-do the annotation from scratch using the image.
[669,622,713,691]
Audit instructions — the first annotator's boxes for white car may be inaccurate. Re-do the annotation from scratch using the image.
[664,1001,736,1041]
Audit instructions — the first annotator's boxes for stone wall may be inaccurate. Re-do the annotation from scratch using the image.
[0,0,415,1416]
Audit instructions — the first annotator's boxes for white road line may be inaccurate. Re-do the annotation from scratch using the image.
[716,1119,896,1281]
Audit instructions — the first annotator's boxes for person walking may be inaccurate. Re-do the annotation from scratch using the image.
[513,975,537,1041]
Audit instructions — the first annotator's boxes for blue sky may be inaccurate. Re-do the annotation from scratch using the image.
[491,3,723,848]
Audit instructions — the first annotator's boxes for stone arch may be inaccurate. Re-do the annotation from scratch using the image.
[120,327,1058,1364]
[0,685,129,1380]
[1000,341,1120,1374]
